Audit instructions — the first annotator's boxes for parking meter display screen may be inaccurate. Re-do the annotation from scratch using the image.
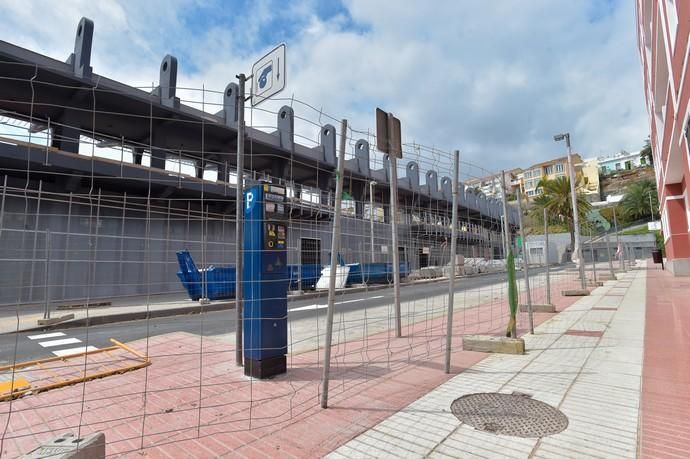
[264,223,286,250]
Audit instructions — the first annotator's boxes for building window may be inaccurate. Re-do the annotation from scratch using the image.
[527,190,534,196]
[640,156,646,165]
[615,163,622,170]
[555,164,564,173]
[341,199,356,216]
[625,161,632,170]
[544,165,553,175]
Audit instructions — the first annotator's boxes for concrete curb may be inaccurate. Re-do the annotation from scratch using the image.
[13,272,504,334]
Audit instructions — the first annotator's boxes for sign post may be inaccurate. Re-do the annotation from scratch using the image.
[236,44,287,366]
[376,108,403,338]
[235,73,246,367]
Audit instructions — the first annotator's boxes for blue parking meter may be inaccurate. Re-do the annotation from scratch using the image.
[243,183,289,378]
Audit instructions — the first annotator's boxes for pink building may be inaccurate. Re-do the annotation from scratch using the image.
[637,0,690,275]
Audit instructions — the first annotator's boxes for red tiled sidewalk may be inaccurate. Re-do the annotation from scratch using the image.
[641,267,690,458]
[0,275,581,458]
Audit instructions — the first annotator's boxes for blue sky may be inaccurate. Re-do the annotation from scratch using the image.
[0,0,647,178]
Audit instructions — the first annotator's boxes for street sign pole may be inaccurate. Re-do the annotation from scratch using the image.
[235,73,246,367]
[376,108,402,338]
[232,43,287,367]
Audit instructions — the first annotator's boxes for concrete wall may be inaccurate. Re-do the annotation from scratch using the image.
[0,191,504,305]
[525,232,657,266]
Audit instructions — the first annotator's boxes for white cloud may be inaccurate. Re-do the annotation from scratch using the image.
[0,0,647,178]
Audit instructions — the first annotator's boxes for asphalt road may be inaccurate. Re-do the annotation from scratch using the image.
[0,265,567,364]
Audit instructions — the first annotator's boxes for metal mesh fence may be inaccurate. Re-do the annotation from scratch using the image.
[0,56,592,457]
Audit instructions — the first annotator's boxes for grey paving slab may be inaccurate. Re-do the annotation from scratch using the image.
[329,269,647,459]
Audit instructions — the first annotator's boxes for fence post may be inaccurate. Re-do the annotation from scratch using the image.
[43,229,51,320]
[543,208,551,305]
[321,119,348,409]
[389,155,402,338]
[589,228,597,284]
[444,150,459,374]
[605,231,615,278]
[516,189,533,334]
[613,206,624,272]
[500,171,517,338]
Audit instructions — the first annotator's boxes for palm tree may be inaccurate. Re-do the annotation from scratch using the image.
[621,179,659,221]
[640,137,653,166]
[531,176,592,250]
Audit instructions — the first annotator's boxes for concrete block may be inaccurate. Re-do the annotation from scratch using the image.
[597,273,617,281]
[519,304,556,313]
[20,432,105,458]
[37,314,75,326]
[462,335,525,354]
[562,289,590,296]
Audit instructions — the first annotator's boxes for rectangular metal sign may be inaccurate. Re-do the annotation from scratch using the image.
[375,107,402,158]
[251,43,286,107]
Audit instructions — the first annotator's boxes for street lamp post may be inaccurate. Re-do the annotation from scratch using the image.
[554,132,586,290]
[648,190,655,221]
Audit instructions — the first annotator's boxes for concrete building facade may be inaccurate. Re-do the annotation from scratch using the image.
[636,0,690,275]
[0,18,517,305]
[464,169,521,200]
[598,150,647,174]
[521,154,599,202]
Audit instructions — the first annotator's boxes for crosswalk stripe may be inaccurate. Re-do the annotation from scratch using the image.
[38,337,81,348]
[27,332,66,340]
[52,346,98,357]
[289,295,385,312]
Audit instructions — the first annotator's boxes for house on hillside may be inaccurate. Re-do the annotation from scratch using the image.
[598,150,648,174]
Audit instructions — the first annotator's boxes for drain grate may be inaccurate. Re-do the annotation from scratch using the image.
[450,392,568,438]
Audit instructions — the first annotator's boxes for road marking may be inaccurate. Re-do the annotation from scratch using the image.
[38,337,81,348]
[52,346,98,357]
[27,332,65,340]
[289,295,385,312]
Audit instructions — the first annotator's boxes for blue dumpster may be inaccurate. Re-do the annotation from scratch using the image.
[345,261,410,285]
[176,250,236,301]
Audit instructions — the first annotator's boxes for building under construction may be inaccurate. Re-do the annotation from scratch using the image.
[0,18,518,306]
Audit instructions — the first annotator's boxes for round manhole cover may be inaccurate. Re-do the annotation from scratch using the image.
[450,393,568,438]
